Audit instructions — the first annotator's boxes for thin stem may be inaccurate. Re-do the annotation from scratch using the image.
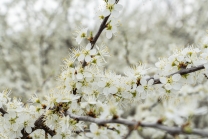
[151,64,205,84]
[68,112,208,137]
[82,0,120,68]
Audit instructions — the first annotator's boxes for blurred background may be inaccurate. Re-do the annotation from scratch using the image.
[0,0,208,100]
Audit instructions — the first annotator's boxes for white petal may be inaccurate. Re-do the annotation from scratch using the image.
[160,77,167,84]
[76,36,82,44]
[76,82,82,89]
[81,102,88,108]
[165,83,172,90]
[103,9,110,16]
[78,54,85,61]
[172,74,181,81]
[109,86,117,94]
[148,79,154,86]
[112,26,117,33]
[85,55,91,62]
[174,116,184,125]
[204,63,208,69]
[98,81,106,87]
[177,56,184,62]
[114,4,123,11]
[90,49,97,55]
[90,123,98,132]
[200,53,206,57]
[86,133,93,137]
[66,84,72,91]
[103,87,109,95]
[83,28,88,33]
[172,83,181,90]
[154,74,159,79]
[76,73,83,80]
[106,31,112,39]
[86,43,91,50]
[84,72,92,77]
[108,0,115,4]
[140,78,147,86]
[26,127,32,133]
[122,91,131,98]
[112,10,119,18]
[136,86,144,93]
[141,92,146,99]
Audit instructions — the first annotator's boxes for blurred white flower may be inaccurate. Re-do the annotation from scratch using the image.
[103,0,123,18]
[136,78,154,99]
[160,74,181,91]
[76,28,88,44]
[105,21,117,39]
[78,43,97,62]
[86,123,108,139]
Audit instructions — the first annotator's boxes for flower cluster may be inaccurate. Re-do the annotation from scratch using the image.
[0,0,208,138]
[0,90,41,138]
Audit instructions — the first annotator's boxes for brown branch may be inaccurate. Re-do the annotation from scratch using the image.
[82,0,120,68]
[91,15,110,49]
[123,128,134,139]
[90,0,120,49]
[82,15,110,68]
[152,64,205,84]
[140,123,208,137]
[0,108,55,138]
[21,115,56,139]
[68,112,208,137]
[74,129,90,134]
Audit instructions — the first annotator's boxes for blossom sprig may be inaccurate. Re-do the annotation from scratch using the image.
[103,0,123,18]
[105,19,119,39]
[1,0,208,138]
[77,43,97,63]
[67,111,208,138]
[75,27,88,44]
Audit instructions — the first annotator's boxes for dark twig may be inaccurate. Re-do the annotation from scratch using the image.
[74,129,90,134]
[82,0,120,68]
[21,115,56,139]
[0,108,7,116]
[82,15,110,68]
[123,128,134,139]
[0,108,55,139]
[152,64,205,84]
[91,15,110,49]
[68,112,208,137]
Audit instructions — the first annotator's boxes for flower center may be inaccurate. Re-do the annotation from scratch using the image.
[167,77,173,83]
[81,33,86,38]
[107,4,114,12]
[106,24,112,30]
[99,15,104,20]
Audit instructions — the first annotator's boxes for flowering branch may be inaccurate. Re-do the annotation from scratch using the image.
[82,0,120,67]
[90,15,110,49]
[152,64,205,84]
[0,108,55,139]
[82,15,110,68]
[0,107,55,139]
[21,115,55,139]
[89,0,120,49]
[123,128,134,139]
[68,112,208,137]
[1,0,208,138]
